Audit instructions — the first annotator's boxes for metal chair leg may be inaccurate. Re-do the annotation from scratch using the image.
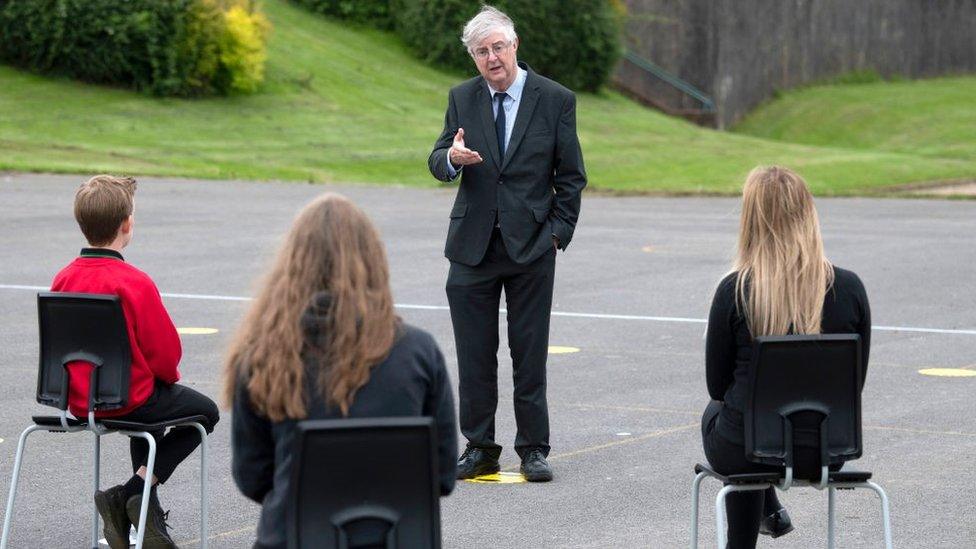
[714,485,734,549]
[690,472,707,549]
[130,432,157,549]
[188,422,209,549]
[827,486,836,549]
[91,433,101,549]
[0,425,43,549]
[864,481,893,549]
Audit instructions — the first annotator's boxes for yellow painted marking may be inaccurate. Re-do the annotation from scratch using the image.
[548,346,580,354]
[177,327,219,335]
[641,246,654,253]
[465,471,526,484]
[565,403,699,416]
[918,368,976,377]
[500,423,700,472]
[865,425,976,438]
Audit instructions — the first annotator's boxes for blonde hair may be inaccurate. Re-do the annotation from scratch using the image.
[74,175,137,246]
[734,166,834,337]
[223,193,398,421]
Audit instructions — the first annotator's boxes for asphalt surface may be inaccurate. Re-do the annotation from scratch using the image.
[0,173,974,548]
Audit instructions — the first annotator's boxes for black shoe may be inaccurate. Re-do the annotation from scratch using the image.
[456,446,501,479]
[759,508,794,538]
[94,485,132,549]
[520,449,553,482]
[126,492,178,549]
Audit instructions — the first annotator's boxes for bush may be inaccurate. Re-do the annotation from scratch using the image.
[392,0,624,92]
[288,0,392,28]
[0,0,270,96]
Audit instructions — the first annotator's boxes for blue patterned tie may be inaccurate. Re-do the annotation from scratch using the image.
[495,92,508,159]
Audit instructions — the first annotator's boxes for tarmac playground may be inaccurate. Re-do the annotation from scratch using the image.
[0,173,974,548]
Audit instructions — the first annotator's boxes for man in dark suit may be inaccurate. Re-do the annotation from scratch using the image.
[427,6,586,482]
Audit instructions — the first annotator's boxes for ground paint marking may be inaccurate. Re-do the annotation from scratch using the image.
[549,345,580,354]
[465,471,526,484]
[918,368,976,377]
[500,423,700,472]
[177,327,219,335]
[616,432,632,436]
[176,524,257,546]
[3,284,976,336]
[641,246,654,253]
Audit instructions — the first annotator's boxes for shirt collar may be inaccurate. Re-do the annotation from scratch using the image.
[80,247,124,261]
[487,65,527,102]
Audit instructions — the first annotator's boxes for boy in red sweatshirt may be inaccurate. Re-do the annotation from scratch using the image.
[51,175,219,549]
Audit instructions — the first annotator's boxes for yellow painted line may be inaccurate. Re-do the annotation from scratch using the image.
[565,403,699,416]
[548,345,580,354]
[465,471,527,484]
[177,327,219,335]
[641,246,654,253]
[176,525,255,546]
[918,368,976,377]
[501,422,699,471]
[865,425,976,438]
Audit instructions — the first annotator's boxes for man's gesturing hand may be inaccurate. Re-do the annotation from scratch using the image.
[449,128,483,167]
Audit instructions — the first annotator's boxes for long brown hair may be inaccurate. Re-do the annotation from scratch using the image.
[734,166,834,337]
[223,193,398,420]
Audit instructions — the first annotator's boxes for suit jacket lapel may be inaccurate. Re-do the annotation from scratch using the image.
[475,85,501,169]
[501,75,540,172]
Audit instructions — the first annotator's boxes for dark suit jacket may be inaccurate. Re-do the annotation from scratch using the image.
[428,63,586,266]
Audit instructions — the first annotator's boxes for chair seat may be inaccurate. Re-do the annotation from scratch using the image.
[695,463,872,485]
[99,415,210,432]
[32,415,87,428]
[829,471,872,483]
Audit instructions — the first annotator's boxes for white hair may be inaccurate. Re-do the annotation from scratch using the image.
[461,5,517,55]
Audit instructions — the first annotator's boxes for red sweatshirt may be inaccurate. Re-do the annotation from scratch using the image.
[51,248,181,417]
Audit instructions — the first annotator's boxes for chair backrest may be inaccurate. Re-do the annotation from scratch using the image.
[36,292,131,413]
[288,417,440,549]
[744,334,862,473]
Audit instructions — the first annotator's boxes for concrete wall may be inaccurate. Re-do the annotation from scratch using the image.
[615,0,976,128]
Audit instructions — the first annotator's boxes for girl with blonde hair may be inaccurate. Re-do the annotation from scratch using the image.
[701,167,871,548]
[225,193,457,549]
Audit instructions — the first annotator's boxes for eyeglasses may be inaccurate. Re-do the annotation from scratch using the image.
[472,41,512,60]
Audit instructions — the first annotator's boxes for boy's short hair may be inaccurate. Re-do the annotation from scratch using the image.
[74,175,137,246]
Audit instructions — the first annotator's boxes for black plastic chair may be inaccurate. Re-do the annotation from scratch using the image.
[0,293,210,549]
[287,417,441,549]
[690,334,892,549]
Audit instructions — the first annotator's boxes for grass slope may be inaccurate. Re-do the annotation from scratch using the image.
[1,0,974,194]
[735,76,976,164]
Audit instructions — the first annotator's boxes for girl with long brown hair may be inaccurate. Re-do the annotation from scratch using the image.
[225,193,457,549]
[702,167,871,549]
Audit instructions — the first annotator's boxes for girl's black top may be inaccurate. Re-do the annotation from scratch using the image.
[705,266,871,445]
[232,294,457,549]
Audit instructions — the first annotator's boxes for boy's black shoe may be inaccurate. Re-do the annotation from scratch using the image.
[520,449,553,482]
[94,485,132,549]
[126,492,178,549]
[456,447,501,479]
[759,508,794,538]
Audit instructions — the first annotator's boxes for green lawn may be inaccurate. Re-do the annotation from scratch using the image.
[735,76,976,163]
[1,0,974,194]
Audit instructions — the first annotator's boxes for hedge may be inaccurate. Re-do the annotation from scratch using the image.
[0,0,270,96]
[293,0,624,92]
[393,1,624,91]
[288,0,392,28]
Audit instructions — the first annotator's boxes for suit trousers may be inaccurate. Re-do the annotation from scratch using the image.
[446,227,555,458]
